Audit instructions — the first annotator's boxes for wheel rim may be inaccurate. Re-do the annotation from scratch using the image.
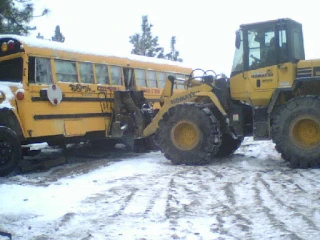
[0,140,14,166]
[171,120,201,151]
[289,115,320,150]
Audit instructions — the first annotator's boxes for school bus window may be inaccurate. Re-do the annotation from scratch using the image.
[79,62,94,84]
[0,58,23,83]
[176,73,185,89]
[95,64,110,84]
[110,65,123,85]
[157,71,166,88]
[35,57,53,84]
[147,70,157,88]
[136,69,147,87]
[55,60,78,83]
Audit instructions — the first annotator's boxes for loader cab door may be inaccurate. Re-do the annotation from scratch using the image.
[230,18,305,106]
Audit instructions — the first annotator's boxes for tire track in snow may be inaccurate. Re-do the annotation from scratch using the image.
[251,174,301,239]
[164,167,254,239]
[256,176,320,238]
[297,170,320,185]
[109,186,139,217]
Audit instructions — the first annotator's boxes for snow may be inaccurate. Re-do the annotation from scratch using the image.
[0,82,23,109]
[0,34,193,69]
[0,84,16,110]
[22,142,48,151]
[0,138,320,239]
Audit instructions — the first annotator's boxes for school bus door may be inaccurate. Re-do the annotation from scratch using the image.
[123,67,136,90]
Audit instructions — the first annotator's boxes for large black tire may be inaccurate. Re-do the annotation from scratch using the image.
[0,126,21,176]
[271,96,320,168]
[157,103,221,165]
[216,134,243,157]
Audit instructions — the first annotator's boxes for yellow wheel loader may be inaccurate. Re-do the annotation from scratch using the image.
[143,18,320,168]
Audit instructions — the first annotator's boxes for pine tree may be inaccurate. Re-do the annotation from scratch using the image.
[129,15,164,58]
[51,25,65,43]
[165,36,183,62]
[0,0,48,35]
[36,32,43,39]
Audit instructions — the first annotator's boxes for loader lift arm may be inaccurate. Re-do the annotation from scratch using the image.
[142,71,228,138]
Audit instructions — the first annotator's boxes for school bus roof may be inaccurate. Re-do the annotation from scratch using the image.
[0,34,192,73]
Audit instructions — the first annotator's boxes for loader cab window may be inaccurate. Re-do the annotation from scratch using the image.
[278,30,289,63]
[291,25,305,61]
[248,28,276,70]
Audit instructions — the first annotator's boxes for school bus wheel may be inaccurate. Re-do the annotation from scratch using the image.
[0,126,22,176]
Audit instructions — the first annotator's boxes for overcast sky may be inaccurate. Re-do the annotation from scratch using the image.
[30,0,320,76]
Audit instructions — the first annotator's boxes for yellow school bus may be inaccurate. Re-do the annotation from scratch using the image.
[0,34,192,176]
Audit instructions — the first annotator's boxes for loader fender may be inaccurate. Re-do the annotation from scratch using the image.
[195,91,227,116]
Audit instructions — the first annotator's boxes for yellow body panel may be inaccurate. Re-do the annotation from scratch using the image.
[297,59,320,69]
[230,63,297,106]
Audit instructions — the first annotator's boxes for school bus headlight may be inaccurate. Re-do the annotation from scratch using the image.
[1,42,8,52]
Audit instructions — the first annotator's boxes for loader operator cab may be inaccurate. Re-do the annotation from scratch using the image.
[230,18,305,106]
[232,18,305,74]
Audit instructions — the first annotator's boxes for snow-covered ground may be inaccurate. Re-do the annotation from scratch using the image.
[0,137,320,240]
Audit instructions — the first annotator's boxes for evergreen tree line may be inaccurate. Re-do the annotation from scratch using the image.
[0,0,47,35]
[129,15,183,62]
[37,25,65,43]
[0,2,181,61]
[0,0,64,42]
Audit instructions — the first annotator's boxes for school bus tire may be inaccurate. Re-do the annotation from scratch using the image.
[0,126,22,177]
[157,103,221,165]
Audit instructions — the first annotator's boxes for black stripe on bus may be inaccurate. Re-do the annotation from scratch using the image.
[34,112,112,120]
[32,96,160,103]
[32,97,114,102]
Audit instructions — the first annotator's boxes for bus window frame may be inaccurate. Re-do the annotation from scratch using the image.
[135,68,147,87]
[79,62,94,84]
[54,59,80,83]
[35,57,53,85]
[147,70,158,88]
[95,63,111,85]
[157,71,167,88]
[109,65,124,86]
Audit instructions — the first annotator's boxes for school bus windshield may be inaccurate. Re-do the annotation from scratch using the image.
[0,58,23,82]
